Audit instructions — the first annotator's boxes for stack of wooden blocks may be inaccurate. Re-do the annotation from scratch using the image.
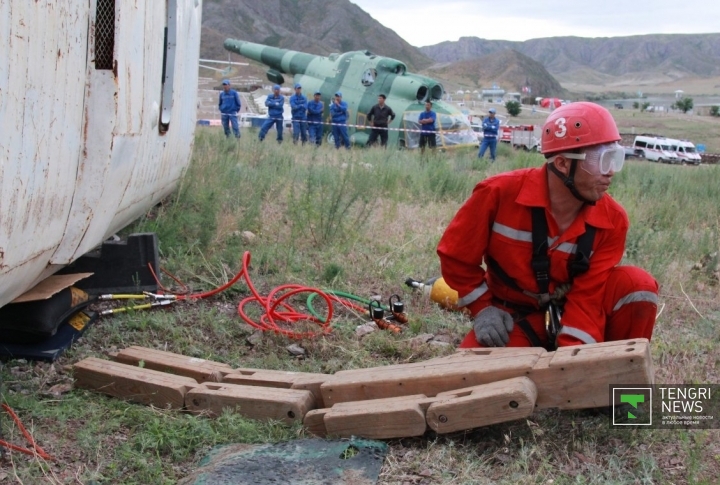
[73,339,653,439]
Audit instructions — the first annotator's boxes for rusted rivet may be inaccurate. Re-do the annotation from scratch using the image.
[438,415,448,423]
[192,399,200,406]
[287,411,295,419]
[509,401,519,408]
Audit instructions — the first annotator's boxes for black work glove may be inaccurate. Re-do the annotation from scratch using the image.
[473,306,514,347]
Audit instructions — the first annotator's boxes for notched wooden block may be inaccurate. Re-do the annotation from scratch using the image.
[185,382,315,423]
[73,357,198,409]
[426,377,538,434]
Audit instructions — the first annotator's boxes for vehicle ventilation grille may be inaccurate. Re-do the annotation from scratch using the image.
[95,0,115,70]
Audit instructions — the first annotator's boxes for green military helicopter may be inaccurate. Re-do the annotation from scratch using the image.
[224,39,478,149]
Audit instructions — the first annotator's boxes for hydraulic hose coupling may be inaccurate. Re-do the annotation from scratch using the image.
[388,294,408,324]
[368,300,401,334]
[405,277,460,310]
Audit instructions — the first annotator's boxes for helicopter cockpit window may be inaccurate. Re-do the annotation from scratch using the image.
[402,111,477,149]
[416,86,428,101]
[361,68,377,87]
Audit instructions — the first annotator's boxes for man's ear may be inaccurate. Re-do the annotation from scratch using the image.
[549,155,572,177]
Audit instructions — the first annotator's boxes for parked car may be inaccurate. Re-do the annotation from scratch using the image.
[665,138,702,165]
[633,135,680,163]
[622,145,637,158]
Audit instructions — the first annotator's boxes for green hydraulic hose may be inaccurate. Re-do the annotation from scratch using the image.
[306,290,390,323]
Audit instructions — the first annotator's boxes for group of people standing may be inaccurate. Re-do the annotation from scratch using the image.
[255,83,351,149]
[219,80,444,152]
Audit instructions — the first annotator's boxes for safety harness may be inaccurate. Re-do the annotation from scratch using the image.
[486,207,596,350]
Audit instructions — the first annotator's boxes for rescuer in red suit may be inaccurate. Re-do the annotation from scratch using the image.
[438,102,658,349]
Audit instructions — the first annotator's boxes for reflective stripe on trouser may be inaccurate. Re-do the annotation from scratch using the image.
[459,265,658,348]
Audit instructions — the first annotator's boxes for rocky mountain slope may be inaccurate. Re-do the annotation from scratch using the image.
[201,0,433,70]
[424,49,567,97]
[420,34,720,82]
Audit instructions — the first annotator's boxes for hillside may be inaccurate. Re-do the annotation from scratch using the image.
[420,34,720,84]
[424,50,567,97]
[201,0,433,71]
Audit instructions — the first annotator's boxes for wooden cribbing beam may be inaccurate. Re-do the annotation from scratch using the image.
[319,339,652,409]
[304,378,538,439]
[530,338,653,409]
[426,377,537,433]
[223,371,330,408]
[73,357,198,409]
[114,346,233,383]
[185,383,315,423]
[114,346,331,406]
[320,351,544,406]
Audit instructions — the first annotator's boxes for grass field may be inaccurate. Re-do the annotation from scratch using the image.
[2,124,720,484]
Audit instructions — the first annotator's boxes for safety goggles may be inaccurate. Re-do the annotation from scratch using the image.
[558,142,625,175]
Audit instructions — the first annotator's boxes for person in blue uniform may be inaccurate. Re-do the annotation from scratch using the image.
[218,79,242,138]
[418,101,437,153]
[259,84,285,143]
[478,108,500,161]
[307,91,324,146]
[329,92,350,149]
[289,83,308,144]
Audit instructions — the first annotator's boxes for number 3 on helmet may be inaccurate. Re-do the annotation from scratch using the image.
[541,102,621,155]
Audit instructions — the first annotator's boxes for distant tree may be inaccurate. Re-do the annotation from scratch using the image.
[710,106,720,117]
[505,100,521,117]
[640,102,651,112]
[632,101,639,109]
[676,97,694,113]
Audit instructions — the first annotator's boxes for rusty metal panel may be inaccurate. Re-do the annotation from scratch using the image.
[0,1,89,307]
[0,0,201,308]
[51,0,201,264]
[111,0,203,234]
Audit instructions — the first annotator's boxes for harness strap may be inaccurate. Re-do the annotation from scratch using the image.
[491,297,547,350]
[530,207,550,296]
[485,208,597,349]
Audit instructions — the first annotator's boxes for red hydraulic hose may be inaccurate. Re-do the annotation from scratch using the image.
[149,251,367,339]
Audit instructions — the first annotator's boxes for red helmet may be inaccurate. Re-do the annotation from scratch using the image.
[541,102,620,155]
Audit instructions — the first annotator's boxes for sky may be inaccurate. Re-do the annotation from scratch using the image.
[350,0,720,46]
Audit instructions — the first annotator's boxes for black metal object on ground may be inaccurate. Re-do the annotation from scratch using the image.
[57,233,160,295]
[0,311,98,362]
[179,438,389,485]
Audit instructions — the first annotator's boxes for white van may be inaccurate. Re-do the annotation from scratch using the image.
[633,136,680,164]
[666,138,702,165]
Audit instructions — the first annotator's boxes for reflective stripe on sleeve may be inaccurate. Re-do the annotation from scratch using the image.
[457,282,488,307]
[558,325,597,344]
[612,291,659,312]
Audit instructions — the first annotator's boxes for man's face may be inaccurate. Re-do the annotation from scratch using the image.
[560,146,617,202]
[295,88,302,95]
[378,96,385,106]
[273,88,280,96]
[223,84,230,92]
[572,164,613,202]
[489,111,495,118]
[314,94,321,101]
[425,102,432,112]
[335,95,341,103]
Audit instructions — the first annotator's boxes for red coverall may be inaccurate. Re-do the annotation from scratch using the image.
[437,166,658,348]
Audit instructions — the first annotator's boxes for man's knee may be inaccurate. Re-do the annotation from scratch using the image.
[604,266,658,341]
[605,266,658,305]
